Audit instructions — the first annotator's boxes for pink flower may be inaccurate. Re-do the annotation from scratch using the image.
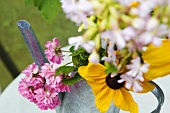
[22,63,39,76]
[40,63,56,78]
[58,82,70,92]
[19,52,70,110]
[18,79,36,102]
[34,88,61,110]
[21,63,44,88]
[44,38,64,64]
[40,63,70,92]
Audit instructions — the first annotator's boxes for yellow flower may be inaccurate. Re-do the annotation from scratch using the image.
[78,62,138,113]
[142,39,170,80]
[78,39,170,113]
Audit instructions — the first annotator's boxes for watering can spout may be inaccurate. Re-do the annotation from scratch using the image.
[17,20,49,68]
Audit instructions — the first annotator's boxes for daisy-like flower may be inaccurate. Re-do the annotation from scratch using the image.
[78,62,138,113]
[44,38,64,64]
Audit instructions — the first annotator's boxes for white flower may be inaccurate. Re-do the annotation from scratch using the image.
[121,27,137,41]
[100,29,126,50]
[146,17,159,31]
[101,41,117,64]
[126,57,149,79]
[132,18,145,30]
[60,0,94,27]
[139,32,153,45]
[68,36,95,53]
[118,57,149,92]
[118,74,143,92]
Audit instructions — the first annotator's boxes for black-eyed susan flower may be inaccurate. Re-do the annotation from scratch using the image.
[78,62,138,113]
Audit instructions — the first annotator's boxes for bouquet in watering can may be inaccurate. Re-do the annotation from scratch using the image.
[18,0,170,113]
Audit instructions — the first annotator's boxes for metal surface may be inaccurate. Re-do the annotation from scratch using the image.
[151,81,165,113]
[17,20,49,68]
[55,80,120,113]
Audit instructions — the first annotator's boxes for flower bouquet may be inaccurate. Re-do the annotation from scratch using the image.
[18,0,170,113]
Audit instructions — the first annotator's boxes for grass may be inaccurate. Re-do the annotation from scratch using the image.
[0,0,80,91]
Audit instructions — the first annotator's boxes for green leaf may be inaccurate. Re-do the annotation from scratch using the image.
[72,56,80,67]
[104,62,118,74]
[33,0,61,23]
[56,66,77,75]
[62,73,84,85]
[69,46,75,53]
[70,48,86,56]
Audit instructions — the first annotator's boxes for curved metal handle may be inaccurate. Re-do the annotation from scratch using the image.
[150,81,165,113]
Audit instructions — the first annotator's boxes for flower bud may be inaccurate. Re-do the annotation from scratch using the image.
[146,17,159,31]
[89,50,100,64]
[132,18,145,30]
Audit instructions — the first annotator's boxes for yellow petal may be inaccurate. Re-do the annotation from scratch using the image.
[127,81,155,93]
[96,88,114,113]
[78,62,107,81]
[144,64,170,80]
[142,40,170,66]
[138,81,155,93]
[113,88,138,113]
[87,81,107,96]
[142,40,170,80]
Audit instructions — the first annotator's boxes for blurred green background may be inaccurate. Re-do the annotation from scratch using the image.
[0,0,79,91]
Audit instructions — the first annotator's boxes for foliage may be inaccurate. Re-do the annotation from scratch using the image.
[25,0,61,23]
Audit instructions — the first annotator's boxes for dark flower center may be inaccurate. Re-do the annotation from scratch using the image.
[106,73,124,89]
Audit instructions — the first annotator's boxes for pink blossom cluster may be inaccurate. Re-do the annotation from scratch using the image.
[18,38,70,110]
[18,63,70,110]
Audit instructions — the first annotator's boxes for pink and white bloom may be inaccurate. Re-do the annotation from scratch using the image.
[44,38,64,64]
